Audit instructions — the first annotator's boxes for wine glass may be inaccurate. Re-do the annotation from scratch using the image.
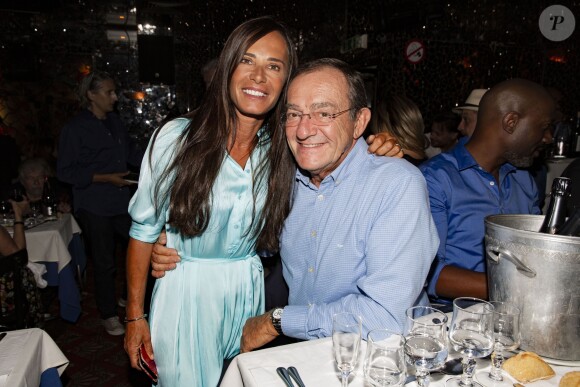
[405,306,449,387]
[0,200,11,225]
[476,302,521,387]
[446,298,494,387]
[364,329,407,387]
[30,201,41,222]
[332,312,362,387]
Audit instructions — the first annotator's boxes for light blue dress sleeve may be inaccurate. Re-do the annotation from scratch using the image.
[128,118,190,243]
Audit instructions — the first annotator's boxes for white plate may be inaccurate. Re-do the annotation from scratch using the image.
[540,356,580,367]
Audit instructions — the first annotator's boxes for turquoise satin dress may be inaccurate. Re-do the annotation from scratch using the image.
[129,118,267,387]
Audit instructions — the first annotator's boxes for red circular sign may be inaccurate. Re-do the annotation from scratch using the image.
[405,39,426,64]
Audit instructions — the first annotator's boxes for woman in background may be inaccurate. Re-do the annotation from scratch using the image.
[370,95,427,166]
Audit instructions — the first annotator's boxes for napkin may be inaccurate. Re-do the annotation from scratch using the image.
[27,262,48,288]
[237,337,366,387]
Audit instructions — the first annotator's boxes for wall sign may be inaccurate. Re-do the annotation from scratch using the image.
[404,39,426,64]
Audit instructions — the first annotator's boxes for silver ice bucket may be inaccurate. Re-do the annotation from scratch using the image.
[485,214,580,360]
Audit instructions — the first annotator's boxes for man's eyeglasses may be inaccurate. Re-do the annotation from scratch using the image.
[283,107,356,127]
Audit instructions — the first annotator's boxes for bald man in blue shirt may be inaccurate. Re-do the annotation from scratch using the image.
[420,78,555,305]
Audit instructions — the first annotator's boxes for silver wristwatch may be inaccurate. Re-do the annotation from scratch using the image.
[271,307,283,335]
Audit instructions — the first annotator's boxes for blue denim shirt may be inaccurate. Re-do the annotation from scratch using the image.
[420,141,540,302]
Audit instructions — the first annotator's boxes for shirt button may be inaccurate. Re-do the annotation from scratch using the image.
[308,267,314,273]
[490,181,495,186]
[311,230,316,237]
[234,225,239,229]
[317,194,324,201]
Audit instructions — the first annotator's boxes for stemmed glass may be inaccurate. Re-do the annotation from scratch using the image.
[476,302,521,387]
[364,329,407,386]
[0,200,11,225]
[405,306,449,387]
[30,201,41,223]
[332,312,362,387]
[446,297,495,387]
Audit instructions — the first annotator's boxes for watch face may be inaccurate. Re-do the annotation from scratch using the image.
[273,308,283,319]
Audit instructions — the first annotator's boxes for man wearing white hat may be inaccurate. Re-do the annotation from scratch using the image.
[452,88,488,137]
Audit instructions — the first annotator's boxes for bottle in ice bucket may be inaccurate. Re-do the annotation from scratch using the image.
[42,177,57,220]
[540,177,571,234]
[557,208,580,236]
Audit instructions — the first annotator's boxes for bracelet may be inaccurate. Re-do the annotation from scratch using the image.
[13,221,24,225]
[124,314,148,323]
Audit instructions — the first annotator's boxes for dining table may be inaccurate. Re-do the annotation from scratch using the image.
[0,328,69,387]
[221,334,580,387]
[23,213,84,322]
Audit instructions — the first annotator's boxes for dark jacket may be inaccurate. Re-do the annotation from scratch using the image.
[57,109,143,216]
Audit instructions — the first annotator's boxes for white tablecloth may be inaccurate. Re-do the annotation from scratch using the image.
[25,213,81,272]
[0,328,69,387]
[221,337,579,387]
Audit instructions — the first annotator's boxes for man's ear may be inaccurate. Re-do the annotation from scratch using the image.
[502,111,520,135]
[353,107,371,139]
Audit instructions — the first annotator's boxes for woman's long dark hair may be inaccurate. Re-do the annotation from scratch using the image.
[151,16,297,253]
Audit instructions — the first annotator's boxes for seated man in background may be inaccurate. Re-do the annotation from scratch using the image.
[420,78,555,305]
[430,112,461,153]
[453,88,488,138]
[151,58,439,351]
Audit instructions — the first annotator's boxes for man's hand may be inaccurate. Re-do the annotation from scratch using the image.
[10,197,30,221]
[366,133,404,158]
[240,312,278,353]
[151,230,180,278]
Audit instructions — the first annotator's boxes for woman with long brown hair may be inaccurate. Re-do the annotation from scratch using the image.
[124,17,297,386]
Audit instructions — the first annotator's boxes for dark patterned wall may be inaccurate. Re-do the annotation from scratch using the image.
[0,0,579,146]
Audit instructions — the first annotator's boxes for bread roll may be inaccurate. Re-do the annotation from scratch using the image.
[502,351,555,383]
[559,371,580,387]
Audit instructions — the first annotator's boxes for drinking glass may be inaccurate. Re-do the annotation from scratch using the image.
[364,329,407,387]
[405,306,449,387]
[446,298,494,387]
[0,200,11,225]
[30,201,41,222]
[332,312,362,387]
[476,302,521,387]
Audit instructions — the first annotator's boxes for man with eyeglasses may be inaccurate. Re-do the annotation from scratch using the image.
[237,58,438,351]
[151,58,438,352]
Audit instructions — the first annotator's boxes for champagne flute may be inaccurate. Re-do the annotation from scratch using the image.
[405,306,449,387]
[364,329,407,386]
[446,298,494,387]
[332,312,362,387]
[476,302,521,387]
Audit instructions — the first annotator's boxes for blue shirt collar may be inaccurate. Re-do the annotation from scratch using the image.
[295,137,367,187]
[453,139,517,175]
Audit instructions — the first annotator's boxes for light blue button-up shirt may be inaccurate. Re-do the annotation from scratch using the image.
[419,141,540,302]
[280,138,439,340]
